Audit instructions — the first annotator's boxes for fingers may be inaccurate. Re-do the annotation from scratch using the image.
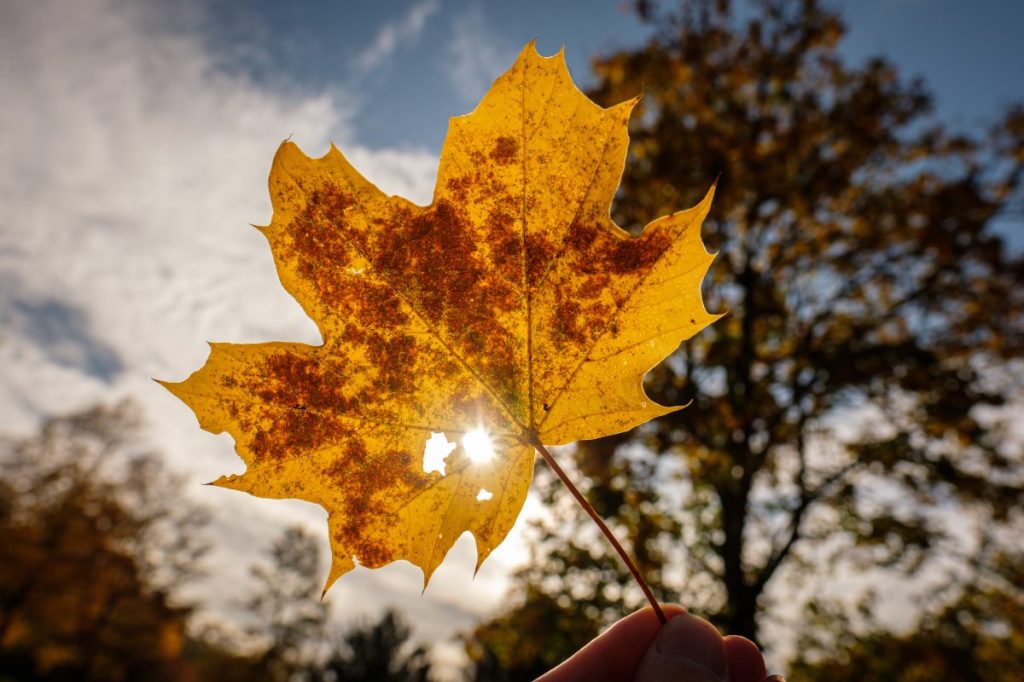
[537,605,686,682]
[538,605,784,682]
[635,612,728,682]
[723,635,767,682]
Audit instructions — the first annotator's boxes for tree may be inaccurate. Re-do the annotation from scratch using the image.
[468,0,1024,663]
[0,401,210,680]
[464,586,599,681]
[243,528,436,682]
[788,541,1024,681]
[246,526,329,681]
[181,620,274,682]
[316,610,432,682]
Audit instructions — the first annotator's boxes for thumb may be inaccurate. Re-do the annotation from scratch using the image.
[635,612,728,682]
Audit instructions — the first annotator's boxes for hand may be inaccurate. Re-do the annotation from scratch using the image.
[537,606,784,682]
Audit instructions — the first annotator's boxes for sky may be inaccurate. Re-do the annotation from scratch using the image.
[197,0,1024,150]
[1,0,1022,676]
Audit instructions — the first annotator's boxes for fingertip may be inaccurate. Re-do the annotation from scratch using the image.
[537,604,685,682]
[722,635,766,682]
[605,604,687,639]
[660,603,688,621]
[635,612,728,682]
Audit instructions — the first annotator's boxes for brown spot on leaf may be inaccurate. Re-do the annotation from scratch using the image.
[260,352,352,412]
[446,175,472,203]
[368,333,418,395]
[368,198,521,402]
[490,136,519,165]
[578,274,610,300]
[526,233,556,283]
[605,229,672,273]
[554,299,584,346]
[567,221,672,276]
[327,440,431,568]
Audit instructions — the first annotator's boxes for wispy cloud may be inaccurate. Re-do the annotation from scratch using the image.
[352,0,441,77]
[446,4,515,103]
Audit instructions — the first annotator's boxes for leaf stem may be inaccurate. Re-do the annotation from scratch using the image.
[530,439,667,625]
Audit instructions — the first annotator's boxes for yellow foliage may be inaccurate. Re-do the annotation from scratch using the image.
[162,43,717,593]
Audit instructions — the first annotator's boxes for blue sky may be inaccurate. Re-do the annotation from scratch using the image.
[0,0,1021,676]
[198,0,1024,150]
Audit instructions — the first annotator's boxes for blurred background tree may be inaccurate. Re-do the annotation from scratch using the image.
[467,0,1024,677]
[246,526,329,681]
[789,542,1024,681]
[0,406,440,681]
[463,586,599,681]
[0,401,211,680]
[315,610,433,682]
[243,526,436,681]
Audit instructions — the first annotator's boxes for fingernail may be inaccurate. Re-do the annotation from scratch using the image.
[636,613,728,682]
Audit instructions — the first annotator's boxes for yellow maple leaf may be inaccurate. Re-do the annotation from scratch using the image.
[161,43,718,595]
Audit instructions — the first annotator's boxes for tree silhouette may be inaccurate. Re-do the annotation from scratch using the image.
[0,406,440,682]
[0,401,210,680]
[789,540,1024,681]
[467,0,1024,667]
[246,526,329,681]
[316,610,432,682]
[464,587,598,682]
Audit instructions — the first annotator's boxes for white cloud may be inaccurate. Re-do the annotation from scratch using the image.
[446,4,515,103]
[0,0,528,671]
[352,0,442,77]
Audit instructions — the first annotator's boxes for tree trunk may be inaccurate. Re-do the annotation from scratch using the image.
[718,477,759,641]
[724,590,759,642]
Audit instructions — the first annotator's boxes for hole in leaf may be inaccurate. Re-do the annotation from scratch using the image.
[422,432,456,475]
[463,428,495,464]
[476,489,493,502]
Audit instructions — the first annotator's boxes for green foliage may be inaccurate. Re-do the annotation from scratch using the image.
[467,0,1024,671]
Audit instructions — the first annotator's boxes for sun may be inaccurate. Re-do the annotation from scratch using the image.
[462,428,495,464]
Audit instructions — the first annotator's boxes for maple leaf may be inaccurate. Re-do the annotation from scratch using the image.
[161,43,718,595]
